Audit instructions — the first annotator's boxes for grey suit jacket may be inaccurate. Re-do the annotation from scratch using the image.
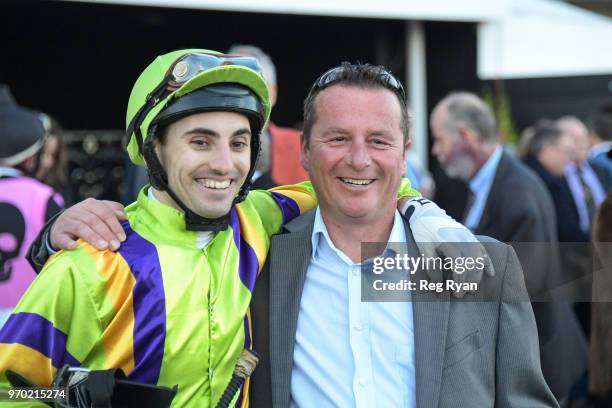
[250,210,558,408]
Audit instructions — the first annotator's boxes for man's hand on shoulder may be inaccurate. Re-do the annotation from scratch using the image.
[50,198,127,251]
[402,198,495,298]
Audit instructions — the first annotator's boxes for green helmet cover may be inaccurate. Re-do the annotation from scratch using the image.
[125,48,271,166]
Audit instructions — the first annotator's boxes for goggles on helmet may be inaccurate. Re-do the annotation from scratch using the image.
[128,52,264,153]
[167,53,262,89]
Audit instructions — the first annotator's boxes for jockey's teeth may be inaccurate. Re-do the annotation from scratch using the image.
[198,179,231,189]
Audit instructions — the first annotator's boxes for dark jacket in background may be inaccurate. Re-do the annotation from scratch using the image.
[590,160,612,193]
[472,150,588,401]
[524,155,589,243]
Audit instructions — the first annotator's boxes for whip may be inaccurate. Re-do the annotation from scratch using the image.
[215,349,260,408]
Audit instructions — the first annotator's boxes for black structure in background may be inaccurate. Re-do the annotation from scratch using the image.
[63,130,125,202]
[2,0,611,204]
[503,75,612,132]
[1,0,406,131]
[426,22,478,220]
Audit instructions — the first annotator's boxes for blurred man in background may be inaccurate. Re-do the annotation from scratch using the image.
[528,120,607,393]
[558,116,608,237]
[523,120,585,242]
[430,91,588,403]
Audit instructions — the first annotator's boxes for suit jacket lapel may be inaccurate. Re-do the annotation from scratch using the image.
[269,211,315,408]
[402,215,450,408]
[477,150,508,233]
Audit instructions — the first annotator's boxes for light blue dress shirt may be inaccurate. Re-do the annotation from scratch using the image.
[464,146,503,230]
[290,208,415,408]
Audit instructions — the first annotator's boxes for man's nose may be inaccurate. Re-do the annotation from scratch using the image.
[209,144,234,173]
[346,140,371,170]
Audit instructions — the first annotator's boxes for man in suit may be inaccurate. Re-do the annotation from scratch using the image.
[558,116,609,223]
[430,92,588,402]
[524,120,589,243]
[250,64,556,407]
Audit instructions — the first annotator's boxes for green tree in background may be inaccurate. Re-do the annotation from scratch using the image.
[483,83,519,147]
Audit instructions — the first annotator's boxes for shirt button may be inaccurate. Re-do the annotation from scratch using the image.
[352,267,359,276]
[353,323,363,331]
[359,378,367,387]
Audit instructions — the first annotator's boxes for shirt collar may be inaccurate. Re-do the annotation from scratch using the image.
[469,145,503,193]
[590,141,612,158]
[0,166,23,178]
[311,206,406,265]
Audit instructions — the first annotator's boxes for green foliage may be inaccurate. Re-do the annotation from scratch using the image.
[482,85,519,147]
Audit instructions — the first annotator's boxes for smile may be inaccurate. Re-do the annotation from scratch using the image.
[195,179,232,189]
[340,177,374,186]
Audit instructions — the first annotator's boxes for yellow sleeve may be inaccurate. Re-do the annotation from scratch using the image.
[0,248,103,398]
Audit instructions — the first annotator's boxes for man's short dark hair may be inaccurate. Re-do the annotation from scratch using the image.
[524,119,562,158]
[588,103,612,142]
[302,62,410,144]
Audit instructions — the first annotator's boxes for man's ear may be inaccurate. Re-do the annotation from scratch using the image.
[402,139,412,176]
[152,138,165,166]
[458,127,478,148]
[300,133,310,172]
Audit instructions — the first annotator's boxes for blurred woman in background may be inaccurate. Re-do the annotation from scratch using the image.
[35,114,72,204]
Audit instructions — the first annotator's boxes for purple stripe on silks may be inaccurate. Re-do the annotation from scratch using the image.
[229,209,259,293]
[0,312,80,368]
[243,316,252,349]
[118,220,166,384]
[270,192,301,225]
[236,382,245,408]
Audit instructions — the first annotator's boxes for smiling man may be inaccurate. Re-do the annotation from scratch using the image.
[249,64,557,407]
